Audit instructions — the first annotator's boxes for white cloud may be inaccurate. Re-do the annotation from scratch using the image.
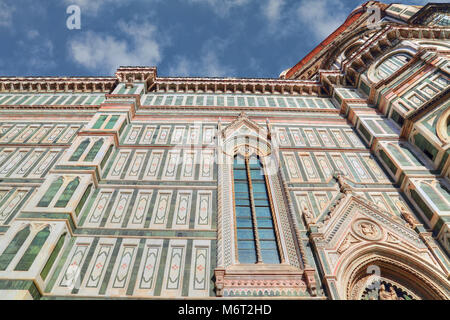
[62,0,124,16]
[0,0,14,27]
[27,30,40,40]
[169,54,232,78]
[68,21,162,74]
[297,0,347,41]
[187,0,252,17]
[63,0,162,16]
[262,0,285,24]
[169,38,235,77]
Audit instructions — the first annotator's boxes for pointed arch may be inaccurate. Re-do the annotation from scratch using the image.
[216,113,303,270]
[214,113,312,297]
[337,245,450,300]
[436,106,450,144]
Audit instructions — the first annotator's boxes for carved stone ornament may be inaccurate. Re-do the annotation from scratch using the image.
[337,233,360,254]
[302,205,314,225]
[378,284,404,300]
[352,218,383,241]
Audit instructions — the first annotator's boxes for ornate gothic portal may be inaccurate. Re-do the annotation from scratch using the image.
[0,2,449,300]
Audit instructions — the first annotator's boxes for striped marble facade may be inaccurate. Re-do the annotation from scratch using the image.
[0,1,449,300]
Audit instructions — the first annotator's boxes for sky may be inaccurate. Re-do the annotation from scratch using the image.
[0,0,442,79]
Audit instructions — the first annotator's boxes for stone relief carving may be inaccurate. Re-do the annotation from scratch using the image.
[352,219,383,241]
[337,233,360,255]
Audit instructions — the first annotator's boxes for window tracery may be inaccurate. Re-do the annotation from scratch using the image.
[233,154,281,265]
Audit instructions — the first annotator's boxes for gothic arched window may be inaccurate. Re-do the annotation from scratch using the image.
[233,154,281,264]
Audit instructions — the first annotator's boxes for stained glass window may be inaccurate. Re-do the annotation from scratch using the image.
[233,155,281,264]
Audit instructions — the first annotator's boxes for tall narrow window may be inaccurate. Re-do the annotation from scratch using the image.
[15,226,50,271]
[55,177,80,208]
[37,176,64,207]
[0,225,30,270]
[84,138,104,162]
[233,155,281,264]
[69,138,90,162]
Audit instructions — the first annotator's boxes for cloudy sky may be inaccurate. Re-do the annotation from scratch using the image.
[0,0,441,78]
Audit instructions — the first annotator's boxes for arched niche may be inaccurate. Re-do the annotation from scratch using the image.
[415,40,450,51]
[436,107,450,144]
[344,42,364,60]
[321,26,379,70]
[336,245,449,300]
[367,48,415,84]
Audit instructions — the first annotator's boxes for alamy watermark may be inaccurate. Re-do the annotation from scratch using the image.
[66,5,81,30]
[367,5,382,30]
[366,265,382,291]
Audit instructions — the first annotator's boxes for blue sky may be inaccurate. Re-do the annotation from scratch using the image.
[0,0,440,78]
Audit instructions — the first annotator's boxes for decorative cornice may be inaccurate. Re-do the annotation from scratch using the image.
[152,77,324,96]
[0,77,116,93]
[115,66,157,90]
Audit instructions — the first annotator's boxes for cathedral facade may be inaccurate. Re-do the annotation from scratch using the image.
[0,1,448,300]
